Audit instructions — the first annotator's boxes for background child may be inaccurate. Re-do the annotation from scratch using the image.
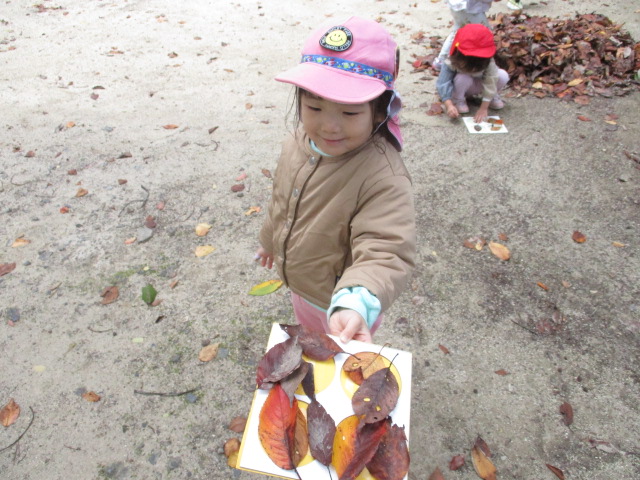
[256,16,416,344]
[433,0,494,70]
[436,23,509,123]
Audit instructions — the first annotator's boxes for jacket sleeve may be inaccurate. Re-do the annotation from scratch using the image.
[334,174,416,313]
[481,58,500,101]
[436,63,456,102]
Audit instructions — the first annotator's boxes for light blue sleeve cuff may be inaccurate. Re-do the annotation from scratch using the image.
[327,287,382,329]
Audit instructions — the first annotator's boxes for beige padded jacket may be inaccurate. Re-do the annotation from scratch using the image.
[259,131,416,312]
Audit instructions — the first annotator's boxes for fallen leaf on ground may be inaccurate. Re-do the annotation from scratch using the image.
[537,282,549,291]
[60,206,70,213]
[612,241,625,248]
[228,416,247,433]
[124,237,136,245]
[572,231,587,243]
[471,437,496,480]
[245,206,261,216]
[0,263,17,276]
[495,369,509,376]
[195,223,212,236]
[141,284,158,305]
[75,188,89,197]
[162,124,179,129]
[0,398,20,427]
[12,237,31,248]
[100,286,119,305]
[559,402,574,425]
[261,168,272,178]
[546,464,565,479]
[236,172,248,181]
[449,454,465,470]
[231,184,245,192]
[428,467,446,480]
[144,216,156,228]
[198,343,219,362]
[82,391,101,402]
[224,437,240,457]
[249,279,283,296]
[438,344,450,354]
[463,236,486,250]
[489,241,511,260]
[195,245,216,257]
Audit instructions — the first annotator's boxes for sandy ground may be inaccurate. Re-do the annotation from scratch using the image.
[1,0,639,479]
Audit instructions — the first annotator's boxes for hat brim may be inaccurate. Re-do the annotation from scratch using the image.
[275,62,387,104]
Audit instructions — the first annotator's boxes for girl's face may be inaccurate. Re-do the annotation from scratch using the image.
[300,92,380,157]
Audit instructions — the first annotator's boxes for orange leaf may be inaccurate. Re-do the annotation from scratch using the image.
[428,467,446,480]
[332,415,359,478]
[0,398,21,427]
[572,231,587,243]
[82,391,101,402]
[495,369,509,376]
[488,241,510,261]
[224,437,241,457]
[258,384,297,470]
[198,343,219,362]
[292,405,309,466]
[577,115,591,122]
[100,286,119,305]
[546,464,565,479]
[537,282,549,291]
[75,188,89,197]
[162,124,179,129]
[471,438,496,480]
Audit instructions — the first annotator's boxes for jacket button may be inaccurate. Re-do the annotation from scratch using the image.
[292,188,299,198]
[309,156,316,165]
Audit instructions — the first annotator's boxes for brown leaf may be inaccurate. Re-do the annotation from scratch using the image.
[0,263,17,277]
[100,286,119,305]
[471,439,497,480]
[463,236,486,250]
[230,184,245,192]
[546,464,565,479]
[258,384,297,470]
[255,336,303,388]
[498,232,509,241]
[75,188,89,197]
[67,169,77,175]
[25,150,35,157]
[60,206,70,214]
[352,366,400,424]
[307,399,335,466]
[224,437,240,457]
[118,178,127,185]
[559,402,574,426]
[118,152,132,158]
[280,323,347,361]
[474,436,492,457]
[449,454,465,470]
[144,215,157,228]
[577,115,591,122]
[228,416,247,433]
[488,241,511,261]
[280,362,310,405]
[292,405,309,466]
[198,343,219,362]
[428,467,446,480]
[537,282,549,291]
[82,391,101,402]
[0,398,20,427]
[494,369,509,376]
[162,124,179,129]
[343,351,388,385]
[261,168,272,178]
[366,422,410,480]
[572,230,587,243]
[438,344,450,355]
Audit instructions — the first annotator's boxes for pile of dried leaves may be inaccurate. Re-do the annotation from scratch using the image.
[412,13,639,102]
[492,12,639,100]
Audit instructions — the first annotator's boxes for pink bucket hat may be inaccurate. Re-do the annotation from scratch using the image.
[276,16,403,150]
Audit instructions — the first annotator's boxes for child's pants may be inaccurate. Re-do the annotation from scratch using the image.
[290,292,383,338]
[452,68,510,102]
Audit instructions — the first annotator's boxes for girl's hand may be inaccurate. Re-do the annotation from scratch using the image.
[329,309,372,344]
[444,99,459,119]
[255,246,274,269]
[474,102,490,123]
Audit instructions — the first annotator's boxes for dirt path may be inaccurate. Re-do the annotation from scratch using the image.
[1,1,639,479]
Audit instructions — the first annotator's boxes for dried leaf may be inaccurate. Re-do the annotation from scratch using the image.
[366,422,410,480]
[144,215,156,228]
[307,399,336,466]
[231,184,245,192]
[612,241,625,248]
[261,168,272,178]
[292,405,309,466]
[0,263,17,277]
[438,344,450,354]
[280,324,347,361]
[343,352,387,385]
[339,419,389,480]
[75,188,89,197]
[256,336,303,388]
[12,237,31,248]
[546,464,565,479]
[228,416,247,433]
[471,438,496,480]
[100,286,119,305]
[280,362,310,405]
[488,241,511,261]
[332,415,359,478]
[195,223,212,236]
[258,384,297,470]
[352,366,400,424]
[224,437,241,457]
[572,231,587,243]
[559,402,574,426]
[195,245,216,257]
[0,398,20,427]
[577,115,591,122]
[82,391,101,402]
[60,206,70,213]
[244,206,261,216]
[449,454,465,470]
[162,124,179,129]
[428,467,446,480]
[463,236,486,250]
[249,279,283,296]
[198,343,219,362]
[537,282,549,291]
[494,369,509,376]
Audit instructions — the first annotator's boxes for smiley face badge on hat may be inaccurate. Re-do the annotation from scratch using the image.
[319,26,353,52]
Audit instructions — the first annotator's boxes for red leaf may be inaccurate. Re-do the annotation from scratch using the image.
[100,286,119,305]
[231,184,245,192]
[256,336,302,388]
[307,399,336,466]
[449,454,465,470]
[559,402,574,426]
[339,419,389,480]
[280,323,347,360]
[258,384,297,470]
[366,422,410,480]
[577,115,591,122]
[546,463,565,479]
[572,230,587,243]
[352,366,400,424]
[428,467,446,480]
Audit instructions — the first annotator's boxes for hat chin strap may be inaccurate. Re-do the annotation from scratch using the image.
[372,90,402,137]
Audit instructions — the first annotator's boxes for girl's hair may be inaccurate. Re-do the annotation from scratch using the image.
[450,50,491,74]
[291,88,395,150]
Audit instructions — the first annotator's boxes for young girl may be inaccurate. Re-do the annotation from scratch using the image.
[433,1,494,71]
[436,23,509,123]
[256,17,416,344]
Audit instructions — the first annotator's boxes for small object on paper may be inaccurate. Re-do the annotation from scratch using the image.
[463,116,508,134]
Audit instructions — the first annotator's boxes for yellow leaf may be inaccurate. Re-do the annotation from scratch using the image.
[195,223,212,236]
[12,237,31,248]
[612,241,625,248]
[33,365,46,372]
[471,443,497,480]
[198,343,219,362]
[227,450,239,468]
[75,188,89,197]
[248,279,283,296]
[532,81,543,89]
[244,206,262,216]
[195,245,216,257]
[488,241,511,261]
[124,237,137,245]
[567,78,583,87]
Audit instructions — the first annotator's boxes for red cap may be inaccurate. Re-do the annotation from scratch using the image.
[450,24,496,58]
